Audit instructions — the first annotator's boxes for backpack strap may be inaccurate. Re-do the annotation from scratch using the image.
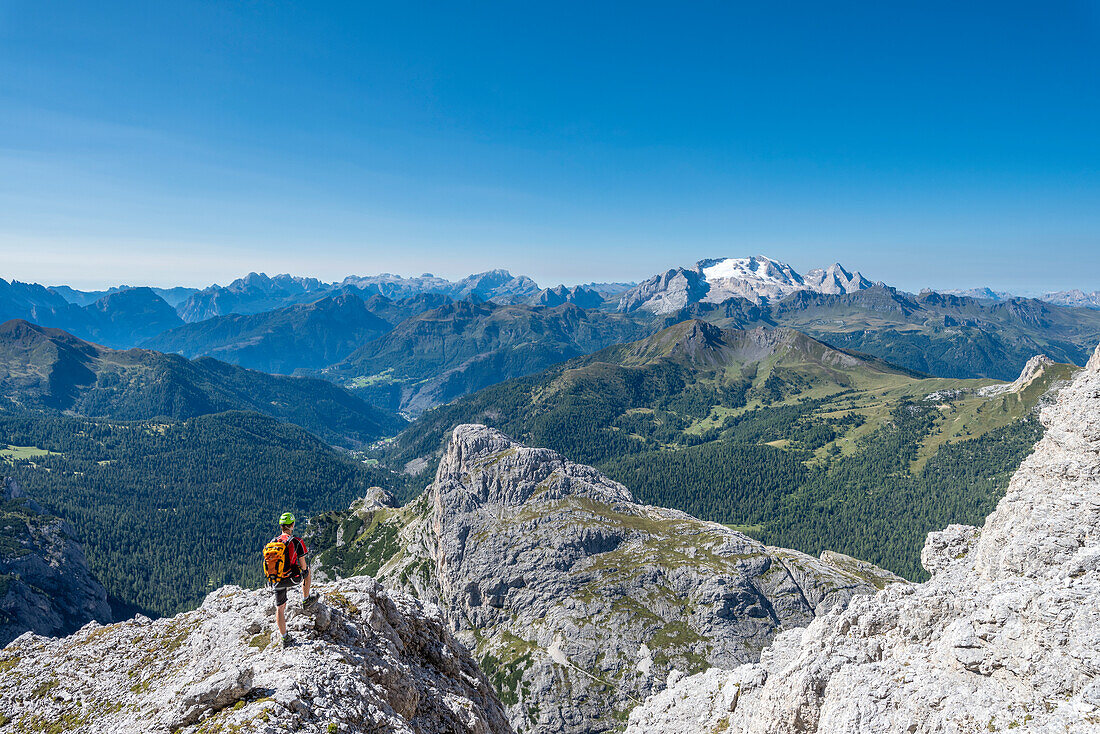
[278,533,298,567]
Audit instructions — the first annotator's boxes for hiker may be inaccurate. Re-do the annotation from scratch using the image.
[263,512,317,646]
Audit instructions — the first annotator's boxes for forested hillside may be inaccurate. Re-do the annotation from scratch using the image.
[0,319,414,619]
[0,319,405,447]
[0,408,391,615]
[386,320,1076,579]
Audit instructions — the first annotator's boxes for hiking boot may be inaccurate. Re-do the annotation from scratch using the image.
[302,594,318,610]
[281,632,293,647]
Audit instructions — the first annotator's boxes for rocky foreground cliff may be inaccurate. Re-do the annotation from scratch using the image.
[626,343,1100,734]
[0,576,511,734]
[307,424,900,733]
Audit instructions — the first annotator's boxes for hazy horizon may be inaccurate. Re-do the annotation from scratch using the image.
[0,253,1086,299]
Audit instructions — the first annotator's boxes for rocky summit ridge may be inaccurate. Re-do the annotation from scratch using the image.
[625,341,1100,734]
[0,576,511,734]
[308,424,900,733]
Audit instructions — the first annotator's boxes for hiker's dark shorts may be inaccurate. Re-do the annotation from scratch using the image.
[272,574,304,607]
[272,577,298,607]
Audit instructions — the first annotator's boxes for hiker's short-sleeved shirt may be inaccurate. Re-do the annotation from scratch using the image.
[289,536,308,572]
[273,534,309,578]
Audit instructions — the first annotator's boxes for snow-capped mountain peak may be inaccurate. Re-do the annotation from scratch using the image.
[617,255,874,314]
[697,255,807,304]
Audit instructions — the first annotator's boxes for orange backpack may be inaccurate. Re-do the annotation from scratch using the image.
[262,534,298,582]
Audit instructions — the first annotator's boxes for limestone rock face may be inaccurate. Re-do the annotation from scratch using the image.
[0,576,511,734]
[626,342,1100,734]
[527,285,605,309]
[311,425,899,734]
[803,263,873,295]
[978,353,1057,396]
[616,267,711,314]
[0,477,111,646]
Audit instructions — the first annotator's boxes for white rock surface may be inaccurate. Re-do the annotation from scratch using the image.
[0,576,511,734]
[626,342,1100,734]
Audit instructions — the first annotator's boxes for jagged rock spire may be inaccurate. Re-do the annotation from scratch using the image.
[424,424,898,733]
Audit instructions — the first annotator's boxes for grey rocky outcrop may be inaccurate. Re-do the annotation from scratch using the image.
[0,575,511,734]
[311,425,900,733]
[803,263,873,295]
[617,266,711,314]
[0,477,111,646]
[527,285,605,309]
[978,353,1057,396]
[625,342,1100,734]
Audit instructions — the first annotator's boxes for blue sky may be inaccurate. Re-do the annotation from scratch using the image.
[1,1,1098,292]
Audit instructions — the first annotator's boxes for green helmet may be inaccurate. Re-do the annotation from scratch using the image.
[279,512,296,526]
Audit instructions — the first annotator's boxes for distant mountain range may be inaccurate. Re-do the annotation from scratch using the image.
[3,257,1097,408]
[933,287,1017,300]
[321,300,655,414]
[527,284,605,308]
[658,285,1100,381]
[176,272,332,322]
[1,280,185,348]
[0,319,403,447]
[50,284,198,308]
[340,268,541,304]
[142,291,395,373]
[180,269,543,322]
[934,286,1100,309]
[1039,289,1100,308]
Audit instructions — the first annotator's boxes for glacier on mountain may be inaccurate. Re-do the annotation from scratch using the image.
[617,255,874,313]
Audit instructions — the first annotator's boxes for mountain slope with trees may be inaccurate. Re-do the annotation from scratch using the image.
[0,476,112,645]
[384,320,1076,580]
[0,319,404,447]
[1,408,391,617]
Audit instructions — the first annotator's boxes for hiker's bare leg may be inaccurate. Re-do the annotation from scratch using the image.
[276,603,287,635]
[302,571,310,600]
